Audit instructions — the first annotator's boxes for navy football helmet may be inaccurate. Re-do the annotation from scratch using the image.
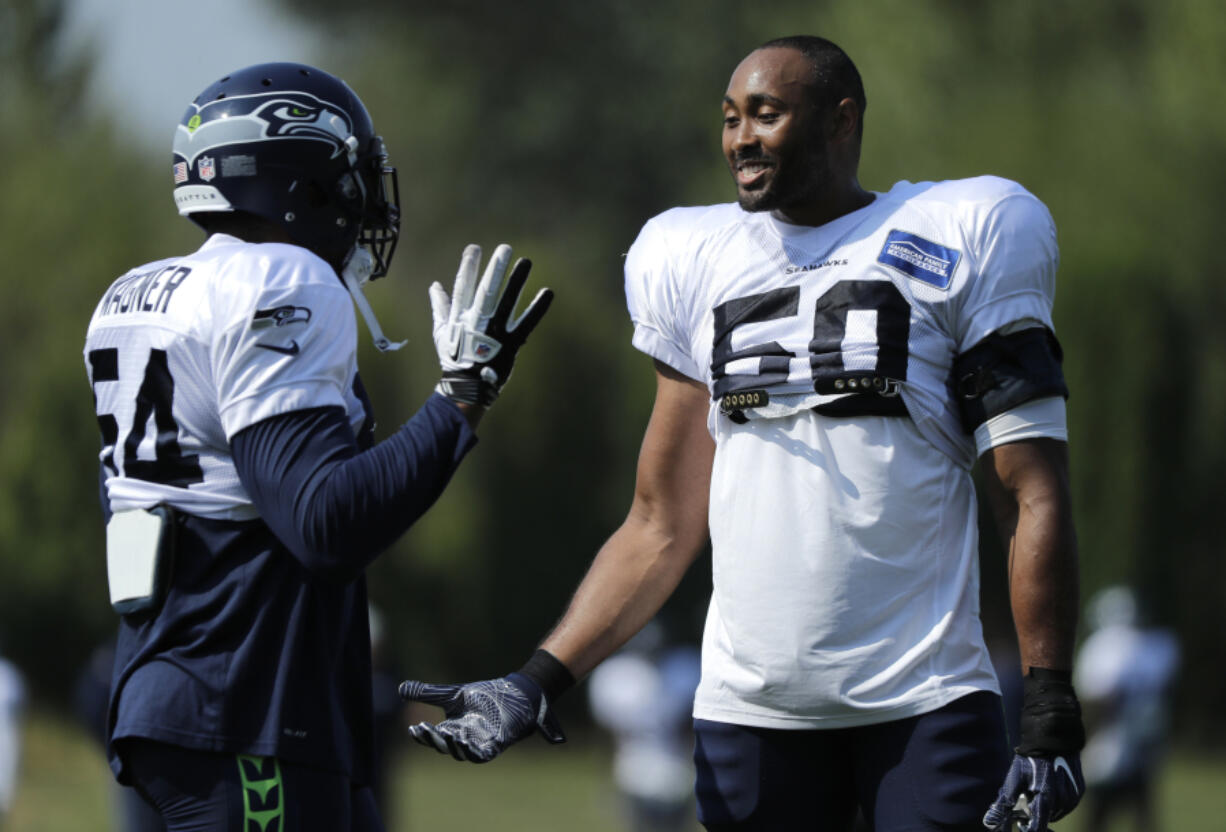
[172,63,400,277]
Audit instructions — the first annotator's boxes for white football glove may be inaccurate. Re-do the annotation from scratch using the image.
[430,243,552,407]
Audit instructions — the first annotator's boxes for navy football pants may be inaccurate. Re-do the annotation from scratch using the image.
[694,691,1010,831]
[119,739,385,832]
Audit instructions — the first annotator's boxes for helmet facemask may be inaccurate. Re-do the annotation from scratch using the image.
[353,136,400,280]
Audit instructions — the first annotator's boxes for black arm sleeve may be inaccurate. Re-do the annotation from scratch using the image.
[231,392,478,582]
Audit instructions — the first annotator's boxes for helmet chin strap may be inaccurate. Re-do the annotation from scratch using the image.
[340,247,407,352]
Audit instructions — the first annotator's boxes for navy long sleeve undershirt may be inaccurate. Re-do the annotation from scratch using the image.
[230,392,477,582]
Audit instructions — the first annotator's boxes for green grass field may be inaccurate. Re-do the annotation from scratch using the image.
[5,708,1223,831]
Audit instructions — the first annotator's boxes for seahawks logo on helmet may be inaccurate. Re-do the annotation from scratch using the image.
[253,97,353,159]
[174,92,354,167]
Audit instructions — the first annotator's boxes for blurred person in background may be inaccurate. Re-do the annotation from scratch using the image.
[1075,586,1180,832]
[988,638,1025,749]
[587,622,701,832]
[401,34,1085,832]
[366,605,405,820]
[0,649,24,827]
[74,639,165,832]
[83,61,551,831]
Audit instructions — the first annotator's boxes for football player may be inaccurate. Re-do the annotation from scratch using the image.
[400,37,1084,832]
[84,63,551,830]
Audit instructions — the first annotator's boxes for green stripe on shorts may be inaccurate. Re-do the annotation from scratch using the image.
[236,754,284,832]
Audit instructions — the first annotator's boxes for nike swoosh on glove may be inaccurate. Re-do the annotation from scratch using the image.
[983,753,1084,832]
[399,672,566,763]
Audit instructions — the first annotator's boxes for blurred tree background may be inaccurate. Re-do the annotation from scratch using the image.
[1,0,1224,754]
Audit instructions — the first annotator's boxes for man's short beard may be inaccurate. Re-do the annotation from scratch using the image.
[736,188,780,213]
[735,152,830,216]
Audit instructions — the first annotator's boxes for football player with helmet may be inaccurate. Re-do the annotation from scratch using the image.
[400,37,1084,832]
[85,63,551,830]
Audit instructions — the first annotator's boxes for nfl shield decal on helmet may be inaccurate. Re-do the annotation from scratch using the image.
[198,156,216,182]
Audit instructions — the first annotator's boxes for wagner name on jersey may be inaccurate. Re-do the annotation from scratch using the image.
[625,176,1064,729]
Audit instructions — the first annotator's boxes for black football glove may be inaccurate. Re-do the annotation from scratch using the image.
[983,669,1086,832]
[399,649,573,764]
[430,243,553,408]
[399,673,565,763]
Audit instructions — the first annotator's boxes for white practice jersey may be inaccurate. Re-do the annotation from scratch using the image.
[84,234,367,521]
[625,176,1062,729]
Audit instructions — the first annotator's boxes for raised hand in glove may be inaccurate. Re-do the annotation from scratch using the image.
[399,672,566,763]
[983,669,1086,832]
[431,243,553,408]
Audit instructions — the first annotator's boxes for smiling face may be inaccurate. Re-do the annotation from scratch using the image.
[722,47,831,218]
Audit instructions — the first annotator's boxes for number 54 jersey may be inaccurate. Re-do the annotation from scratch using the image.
[625,176,1061,729]
[84,233,368,521]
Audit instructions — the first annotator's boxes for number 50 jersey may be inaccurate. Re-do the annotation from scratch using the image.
[625,176,1062,729]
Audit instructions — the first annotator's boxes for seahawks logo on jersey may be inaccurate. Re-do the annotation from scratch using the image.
[252,305,312,329]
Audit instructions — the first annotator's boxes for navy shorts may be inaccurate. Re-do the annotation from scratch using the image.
[694,691,1009,832]
[119,739,385,832]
